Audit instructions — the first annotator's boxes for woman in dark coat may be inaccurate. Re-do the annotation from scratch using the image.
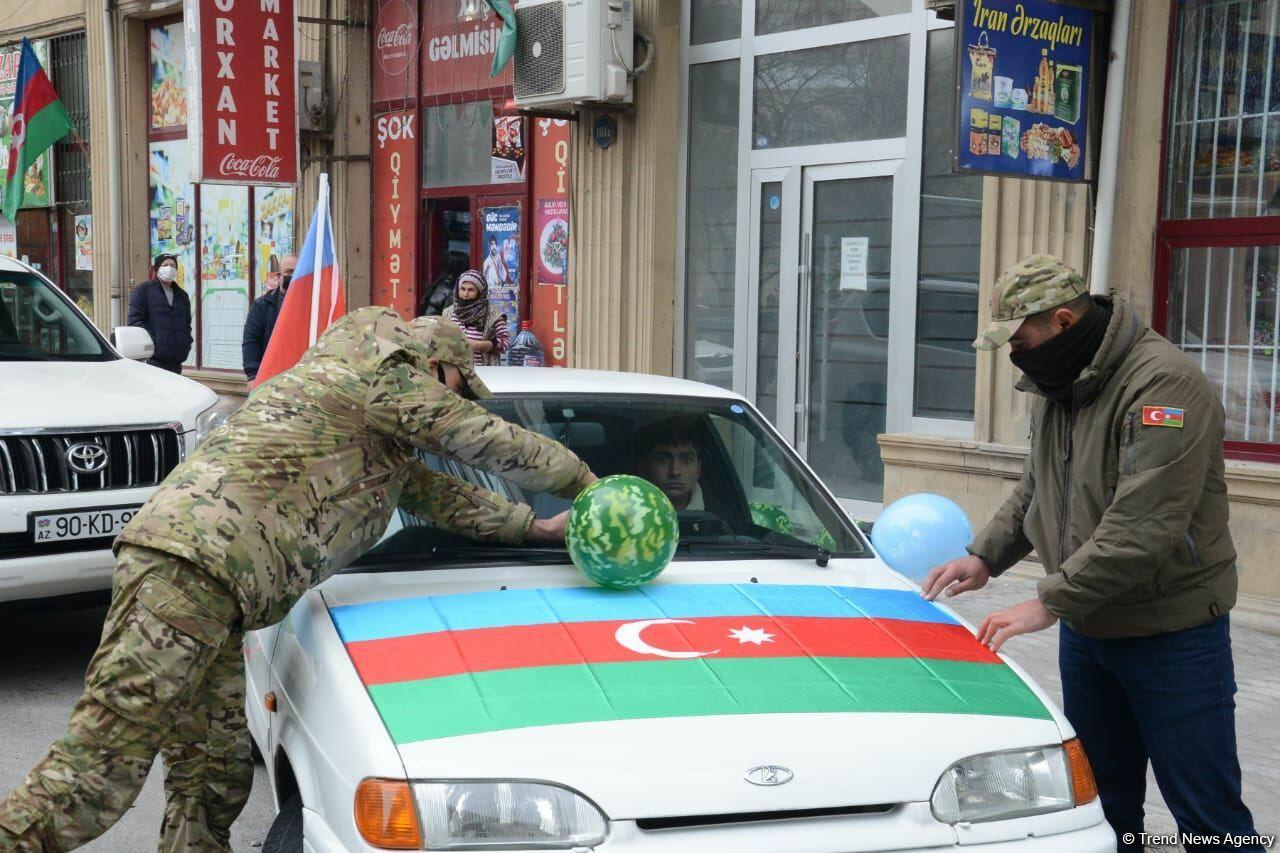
[128,252,193,373]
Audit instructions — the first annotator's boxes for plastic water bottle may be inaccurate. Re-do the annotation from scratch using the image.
[508,321,545,367]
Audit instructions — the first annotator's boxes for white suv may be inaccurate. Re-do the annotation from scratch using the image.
[0,256,238,602]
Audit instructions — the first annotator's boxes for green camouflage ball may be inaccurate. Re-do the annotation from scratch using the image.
[566,475,679,589]
[749,501,796,536]
[813,528,838,551]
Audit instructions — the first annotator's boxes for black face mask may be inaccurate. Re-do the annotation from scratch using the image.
[281,274,293,290]
[1009,301,1111,404]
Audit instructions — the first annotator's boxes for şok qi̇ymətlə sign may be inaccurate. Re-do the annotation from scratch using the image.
[956,0,1092,181]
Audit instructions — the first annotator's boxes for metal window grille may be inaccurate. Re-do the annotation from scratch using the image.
[50,32,91,209]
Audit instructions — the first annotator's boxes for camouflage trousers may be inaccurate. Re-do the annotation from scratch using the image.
[0,546,252,852]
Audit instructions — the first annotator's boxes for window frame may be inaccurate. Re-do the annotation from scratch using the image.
[1154,0,1280,463]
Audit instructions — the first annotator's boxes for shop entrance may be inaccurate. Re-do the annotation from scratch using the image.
[421,197,471,315]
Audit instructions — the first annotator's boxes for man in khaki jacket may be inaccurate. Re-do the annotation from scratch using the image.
[922,256,1261,853]
[0,308,596,852]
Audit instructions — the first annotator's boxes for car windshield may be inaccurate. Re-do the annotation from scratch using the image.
[0,271,111,361]
[350,394,871,569]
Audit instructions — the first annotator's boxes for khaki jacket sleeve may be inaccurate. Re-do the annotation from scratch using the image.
[1037,373,1221,620]
[366,359,594,499]
[967,459,1036,577]
[398,459,535,544]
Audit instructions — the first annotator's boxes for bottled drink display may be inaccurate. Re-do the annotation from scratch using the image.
[508,321,545,367]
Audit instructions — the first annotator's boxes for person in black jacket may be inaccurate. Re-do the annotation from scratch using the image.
[419,255,464,317]
[241,254,297,381]
[128,253,193,373]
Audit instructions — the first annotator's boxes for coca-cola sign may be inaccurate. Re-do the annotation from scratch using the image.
[185,0,299,185]
[373,0,418,103]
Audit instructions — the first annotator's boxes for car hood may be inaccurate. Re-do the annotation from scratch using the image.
[0,359,215,429]
[322,562,1066,819]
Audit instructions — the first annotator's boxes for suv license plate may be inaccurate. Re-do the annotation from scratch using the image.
[31,507,141,543]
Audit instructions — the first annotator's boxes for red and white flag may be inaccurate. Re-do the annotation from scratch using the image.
[252,173,346,387]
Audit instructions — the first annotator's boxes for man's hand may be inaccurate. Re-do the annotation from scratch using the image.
[525,510,570,545]
[977,598,1057,653]
[468,339,495,354]
[921,554,992,601]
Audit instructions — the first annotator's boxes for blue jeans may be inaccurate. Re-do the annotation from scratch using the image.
[1060,617,1261,853]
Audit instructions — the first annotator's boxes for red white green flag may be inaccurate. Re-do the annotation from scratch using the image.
[2,38,73,222]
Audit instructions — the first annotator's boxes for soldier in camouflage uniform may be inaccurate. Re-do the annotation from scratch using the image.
[0,307,596,852]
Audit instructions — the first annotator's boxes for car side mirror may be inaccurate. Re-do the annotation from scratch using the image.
[112,326,154,361]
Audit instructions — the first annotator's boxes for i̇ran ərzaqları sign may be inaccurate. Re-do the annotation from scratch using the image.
[184,0,300,186]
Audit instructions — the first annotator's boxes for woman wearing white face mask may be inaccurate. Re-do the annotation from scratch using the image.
[127,252,193,373]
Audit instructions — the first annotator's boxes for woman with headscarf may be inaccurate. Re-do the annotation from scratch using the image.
[442,268,510,365]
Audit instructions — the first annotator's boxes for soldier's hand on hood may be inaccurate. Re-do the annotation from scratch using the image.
[526,511,570,545]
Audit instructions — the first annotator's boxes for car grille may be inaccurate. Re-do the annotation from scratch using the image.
[0,428,183,495]
[0,530,114,559]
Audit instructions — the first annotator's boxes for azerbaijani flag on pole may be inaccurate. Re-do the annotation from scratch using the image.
[252,173,346,388]
[330,584,1050,745]
[2,38,73,222]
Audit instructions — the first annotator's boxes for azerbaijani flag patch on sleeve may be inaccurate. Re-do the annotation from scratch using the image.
[1142,405,1185,428]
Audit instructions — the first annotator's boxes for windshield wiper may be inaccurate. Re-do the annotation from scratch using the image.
[677,540,833,567]
[427,545,571,563]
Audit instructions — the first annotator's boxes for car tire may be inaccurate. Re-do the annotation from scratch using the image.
[262,794,303,853]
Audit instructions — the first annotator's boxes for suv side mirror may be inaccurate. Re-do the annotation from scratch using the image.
[112,326,154,361]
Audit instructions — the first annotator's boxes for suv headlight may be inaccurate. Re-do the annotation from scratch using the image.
[414,780,608,850]
[931,740,1096,824]
[194,397,240,446]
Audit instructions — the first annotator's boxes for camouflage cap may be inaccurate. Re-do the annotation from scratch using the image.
[972,254,1088,350]
[408,317,493,399]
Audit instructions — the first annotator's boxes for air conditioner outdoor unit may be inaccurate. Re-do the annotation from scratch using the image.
[513,0,633,108]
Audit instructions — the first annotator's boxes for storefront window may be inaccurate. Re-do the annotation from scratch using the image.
[752,37,909,149]
[755,0,910,36]
[684,60,740,389]
[423,101,496,188]
[915,27,980,421]
[52,33,93,317]
[145,18,295,373]
[1160,0,1280,458]
[692,0,741,44]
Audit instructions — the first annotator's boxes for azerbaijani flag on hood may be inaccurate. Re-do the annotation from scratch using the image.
[2,38,72,222]
[330,584,1050,745]
[252,172,346,387]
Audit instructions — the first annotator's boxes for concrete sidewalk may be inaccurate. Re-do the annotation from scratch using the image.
[943,572,1280,852]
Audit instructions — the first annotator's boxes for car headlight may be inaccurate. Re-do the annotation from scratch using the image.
[930,740,1096,824]
[414,780,608,850]
[194,397,240,446]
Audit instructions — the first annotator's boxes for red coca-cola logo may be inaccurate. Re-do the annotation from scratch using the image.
[220,153,283,180]
[375,0,417,76]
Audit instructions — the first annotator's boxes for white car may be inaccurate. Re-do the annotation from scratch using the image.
[246,369,1115,852]
[0,256,238,602]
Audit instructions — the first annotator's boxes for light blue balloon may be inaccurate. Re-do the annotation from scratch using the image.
[870,493,974,582]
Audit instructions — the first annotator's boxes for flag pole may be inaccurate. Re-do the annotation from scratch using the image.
[309,173,328,346]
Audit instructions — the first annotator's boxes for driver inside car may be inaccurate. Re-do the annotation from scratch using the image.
[633,417,707,512]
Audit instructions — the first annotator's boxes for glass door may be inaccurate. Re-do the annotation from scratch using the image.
[746,168,799,428]
[798,163,899,506]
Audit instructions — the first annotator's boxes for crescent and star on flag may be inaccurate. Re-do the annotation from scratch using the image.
[613,619,776,659]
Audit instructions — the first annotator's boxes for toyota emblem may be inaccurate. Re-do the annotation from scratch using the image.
[66,442,109,475]
[745,765,794,787]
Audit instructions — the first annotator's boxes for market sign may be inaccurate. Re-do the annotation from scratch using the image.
[955,0,1092,181]
[184,0,300,185]
[0,40,53,208]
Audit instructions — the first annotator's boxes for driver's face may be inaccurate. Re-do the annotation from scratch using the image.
[639,441,700,509]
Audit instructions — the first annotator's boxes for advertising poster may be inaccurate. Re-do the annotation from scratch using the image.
[253,186,295,297]
[373,0,419,105]
[529,117,571,365]
[148,140,198,289]
[372,109,419,319]
[491,116,526,183]
[0,40,53,209]
[74,215,93,271]
[481,204,521,331]
[149,22,188,130]
[0,215,15,258]
[199,185,251,371]
[956,0,1091,180]
[184,0,299,184]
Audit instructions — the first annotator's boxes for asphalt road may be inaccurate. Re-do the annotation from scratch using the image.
[0,596,275,852]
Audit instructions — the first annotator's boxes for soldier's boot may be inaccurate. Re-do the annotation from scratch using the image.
[0,547,239,851]
[159,634,253,853]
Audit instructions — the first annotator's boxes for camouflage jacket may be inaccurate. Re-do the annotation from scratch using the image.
[117,306,593,630]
